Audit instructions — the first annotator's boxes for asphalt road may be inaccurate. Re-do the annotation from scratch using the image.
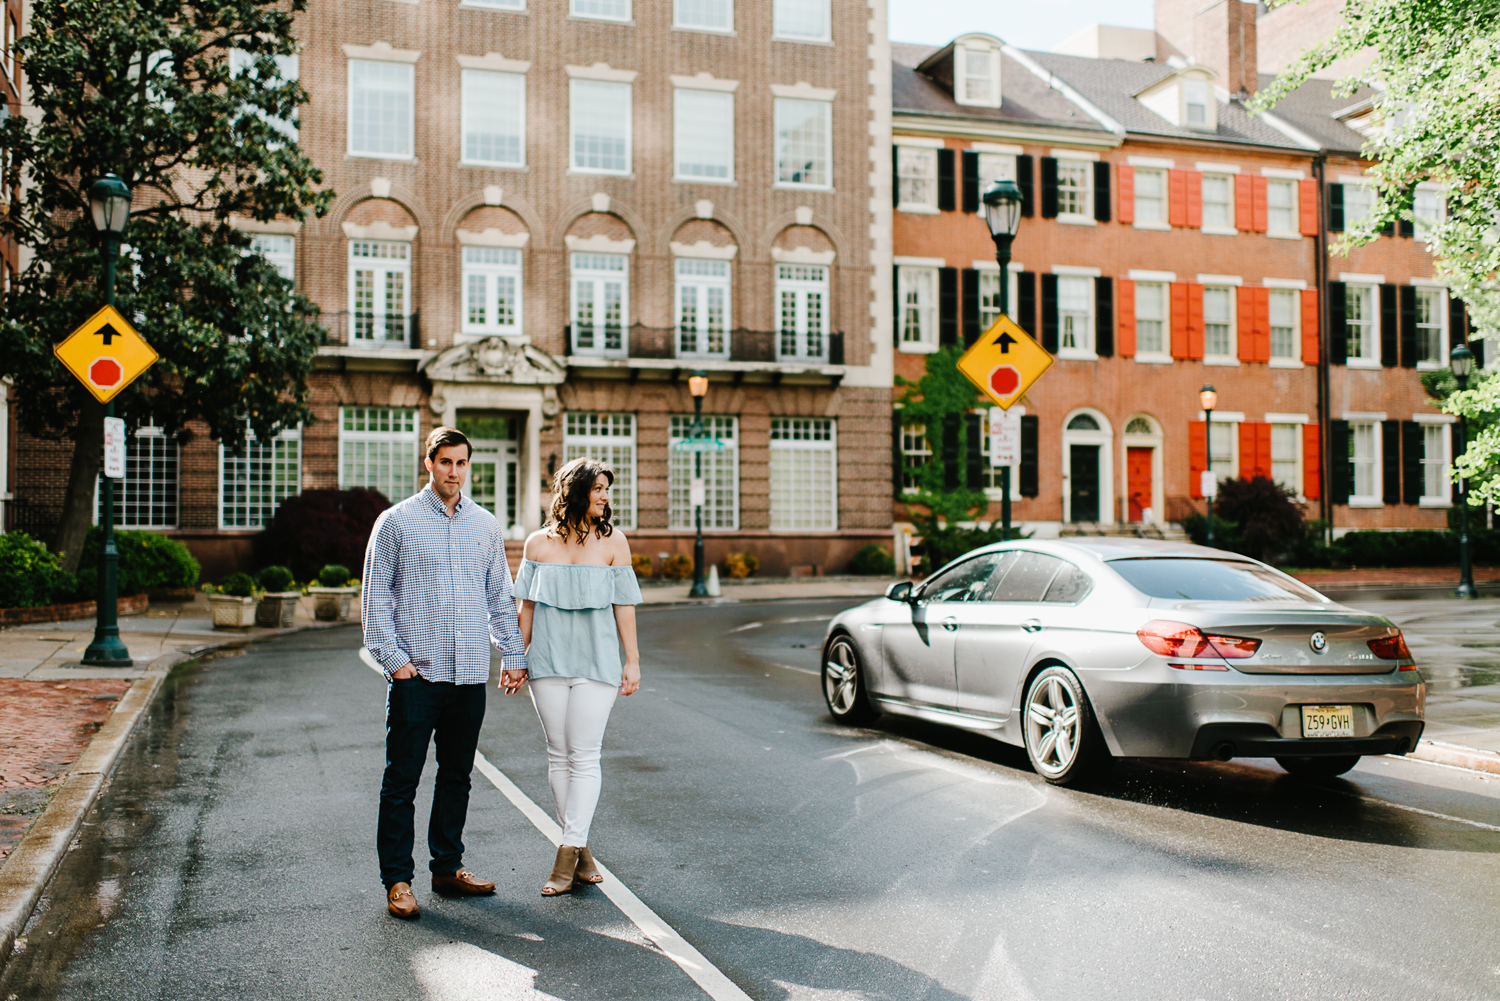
[4,598,1500,1001]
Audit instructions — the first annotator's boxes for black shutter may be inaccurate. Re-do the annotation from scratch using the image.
[1040,273,1059,353]
[1473,336,1485,368]
[1402,420,1423,505]
[1093,161,1111,223]
[1382,421,1401,504]
[1452,424,1463,503]
[1328,281,1347,365]
[1017,154,1034,217]
[965,412,984,490]
[1094,276,1113,357]
[1380,218,1396,237]
[961,151,980,213]
[893,267,901,346]
[892,409,905,496]
[1040,157,1059,219]
[892,146,900,208]
[1399,217,1414,238]
[1450,294,1467,350]
[1018,271,1036,335]
[938,267,958,348]
[1019,415,1039,497]
[1380,283,1398,367]
[1328,183,1344,232]
[1330,420,1351,505]
[941,412,961,492]
[1399,285,1417,368]
[937,148,956,212]
[961,268,980,347]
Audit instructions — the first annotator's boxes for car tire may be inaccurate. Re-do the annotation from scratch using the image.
[822,634,878,725]
[1275,755,1360,778]
[1023,666,1111,786]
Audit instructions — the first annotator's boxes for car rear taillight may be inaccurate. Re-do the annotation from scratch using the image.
[1204,633,1261,659]
[1368,631,1413,664]
[1137,620,1261,660]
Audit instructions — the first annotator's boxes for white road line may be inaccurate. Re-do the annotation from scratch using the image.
[768,661,819,676]
[1354,794,1500,832]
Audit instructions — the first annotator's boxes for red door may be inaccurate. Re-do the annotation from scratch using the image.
[1127,447,1153,523]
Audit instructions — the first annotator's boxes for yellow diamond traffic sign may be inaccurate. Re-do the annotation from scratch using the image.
[53,305,158,404]
[956,313,1053,411]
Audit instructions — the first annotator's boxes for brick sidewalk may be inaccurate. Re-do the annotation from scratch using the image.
[0,679,130,862]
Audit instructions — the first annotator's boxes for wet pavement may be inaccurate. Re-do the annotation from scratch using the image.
[2,599,1499,1000]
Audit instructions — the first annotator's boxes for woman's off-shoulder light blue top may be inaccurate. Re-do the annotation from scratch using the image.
[512,559,643,685]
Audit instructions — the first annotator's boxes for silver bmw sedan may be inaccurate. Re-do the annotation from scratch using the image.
[821,538,1425,785]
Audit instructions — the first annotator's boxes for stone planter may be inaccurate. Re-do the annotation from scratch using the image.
[255,592,301,629]
[208,594,258,630]
[308,585,359,622]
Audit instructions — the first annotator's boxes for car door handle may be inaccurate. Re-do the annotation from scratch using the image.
[941,617,959,632]
[1022,618,1042,633]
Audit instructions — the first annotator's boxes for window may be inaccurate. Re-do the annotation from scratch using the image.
[1058,275,1092,355]
[570,79,631,174]
[1343,183,1375,229]
[1345,284,1377,362]
[1134,169,1165,224]
[769,418,836,530]
[1414,186,1445,238]
[220,425,301,529]
[923,554,1004,602]
[896,146,937,210]
[461,247,522,336]
[1183,81,1209,127]
[1416,287,1445,366]
[249,234,295,283]
[572,0,630,20]
[1111,559,1322,602]
[348,60,413,159]
[675,0,731,30]
[978,271,1003,331]
[1349,422,1378,503]
[1202,174,1233,230]
[669,415,738,530]
[957,47,998,107]
[776,264,828,360]
[1422,424,1449,502]
[897,266,936,349]
[1203,287,1234,359]
[563,413,636,529]
[571,254,628,356]
[1271,424,1299,494]
[675,258,730,358]
[977,152,1016,186]
[340,407,419,504]
[1135,282,1167,356]
[1270,289,1299,360]
[98,425,178,529]
[774,99,830,188]
[1056,161,1091,218]
[674,89,733,181]
[348,240,411,345]
[773,0,829,41]
[229,49,299,142]
[1209,421,1235,485]
[462,70,525,167]
[463,0,524,8]
[900,422,929,491]
[1267,179,1297,234]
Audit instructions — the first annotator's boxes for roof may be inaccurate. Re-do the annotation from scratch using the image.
[1255,73,1375,155]
[964,537,1251,563]
[891,41,1106,134]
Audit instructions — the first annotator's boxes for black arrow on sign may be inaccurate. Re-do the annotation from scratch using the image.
[95,323,119,346]
[992,330,1017,353]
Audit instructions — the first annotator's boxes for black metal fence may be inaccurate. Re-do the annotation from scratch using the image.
[328,311,421,350]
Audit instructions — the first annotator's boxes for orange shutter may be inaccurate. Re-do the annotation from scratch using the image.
[1253,286,1272,362]
[1235,174,1254,232]
[1189,421,1207,498]
[1170,282,1190,358]
[1257,422,1273,479]
[1186,171,1203,228]
[1240,422,1258,480]
[1237,286,1257,361]
[1252,176,1269,233]
[1118,165,1135,225]
[1299,178,1319,236]
[1187,283,1205,359]
[1168,170,1188,227]
[1303,422,1322,499]
[1301,288,1320,364]
[1118,278,1136,356]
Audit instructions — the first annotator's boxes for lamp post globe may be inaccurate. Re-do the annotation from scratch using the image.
[688,372,710,598]
[89,174,133,236]
[1449,344,1477,597]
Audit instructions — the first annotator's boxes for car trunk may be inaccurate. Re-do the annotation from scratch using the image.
[1162,605,1407,675]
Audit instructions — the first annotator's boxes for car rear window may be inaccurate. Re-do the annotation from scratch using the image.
[1109,558,1324,602]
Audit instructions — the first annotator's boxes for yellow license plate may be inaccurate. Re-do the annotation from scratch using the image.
[1301,704,1354,738]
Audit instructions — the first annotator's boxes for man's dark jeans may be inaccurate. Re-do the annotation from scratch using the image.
[377,675,486,888]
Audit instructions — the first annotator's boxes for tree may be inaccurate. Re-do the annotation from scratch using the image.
[895,347,988,523]
[0,0,332,571]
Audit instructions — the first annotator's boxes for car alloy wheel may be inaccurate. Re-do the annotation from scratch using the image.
[823,635,876,724]
[1023,666,1107,785]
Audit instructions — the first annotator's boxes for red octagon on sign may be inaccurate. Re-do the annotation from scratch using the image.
[989,365,1020,397]
[89,358,123,388]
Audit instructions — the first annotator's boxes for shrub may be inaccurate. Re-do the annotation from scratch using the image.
[849,543,894,576]
[661,554,694,580]
[0,532,72,608]
[317,564,353,587]
[217,573,257,598]
[630,552,652,578]
[73,528,200,599]
[1180,514,1245,554]
[1211,477,1307,563]
[255,489,390,583]
[724,551,759,578]
[257,565,296,592]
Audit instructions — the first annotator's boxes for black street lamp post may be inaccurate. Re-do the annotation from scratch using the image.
[1200,384,1218,546]
[1450,344,1476,598]
[980,178,1023,540]
[81,174,134,667]
[688,371,710,598]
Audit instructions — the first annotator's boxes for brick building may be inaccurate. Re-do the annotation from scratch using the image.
[0,0,24,533]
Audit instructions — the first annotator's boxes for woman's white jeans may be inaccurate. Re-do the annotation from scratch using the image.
[529,676,618,847]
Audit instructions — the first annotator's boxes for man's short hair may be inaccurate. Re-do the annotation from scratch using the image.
[425,426,472,461]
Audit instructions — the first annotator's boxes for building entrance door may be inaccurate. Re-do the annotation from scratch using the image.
[1069,445,1100,522]
[1127,447,1153,523]
[459,415,521,536]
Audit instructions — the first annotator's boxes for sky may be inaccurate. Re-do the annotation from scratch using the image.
[888,0,1156,51]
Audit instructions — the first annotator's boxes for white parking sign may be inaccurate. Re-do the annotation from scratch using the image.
[989,407,1020,466]
[103,416,126,479]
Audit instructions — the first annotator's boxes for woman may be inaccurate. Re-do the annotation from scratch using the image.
[503,456,642,896]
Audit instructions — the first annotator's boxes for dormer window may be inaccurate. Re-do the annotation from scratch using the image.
[1136,67,1218,132]
[958,47,999,107]
[1184,81,1208,126]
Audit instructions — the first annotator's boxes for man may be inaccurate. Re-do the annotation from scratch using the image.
[363,426,527,920]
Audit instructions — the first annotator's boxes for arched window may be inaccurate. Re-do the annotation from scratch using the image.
[1067,414,1100,431]
[1125,417,1153,435]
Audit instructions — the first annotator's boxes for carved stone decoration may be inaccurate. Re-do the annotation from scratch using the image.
[423,337,567,386]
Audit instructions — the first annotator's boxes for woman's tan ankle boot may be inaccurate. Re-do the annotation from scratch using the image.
[542,845,581,896]
[574,846,603,885]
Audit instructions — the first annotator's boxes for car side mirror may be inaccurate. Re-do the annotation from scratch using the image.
[885,580,915,603]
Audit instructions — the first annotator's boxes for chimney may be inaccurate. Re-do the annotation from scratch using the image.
[1155,0,1260,96]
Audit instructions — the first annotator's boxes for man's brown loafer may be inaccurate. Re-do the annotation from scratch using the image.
[432,868,496,897]
[387,882,420,919]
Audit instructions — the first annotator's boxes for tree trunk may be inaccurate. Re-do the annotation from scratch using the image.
[54,400,104,574]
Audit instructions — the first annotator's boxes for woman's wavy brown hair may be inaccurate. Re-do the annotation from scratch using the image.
[548,456,616,544]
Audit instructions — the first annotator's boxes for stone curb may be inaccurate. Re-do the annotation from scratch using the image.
[1408,739,1500,776]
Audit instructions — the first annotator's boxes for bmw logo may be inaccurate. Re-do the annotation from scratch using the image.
[1310,631,1328,653]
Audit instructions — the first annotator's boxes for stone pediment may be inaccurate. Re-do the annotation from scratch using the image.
[423,337,566,385]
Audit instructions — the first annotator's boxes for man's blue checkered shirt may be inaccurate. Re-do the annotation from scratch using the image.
[362,486,526,684]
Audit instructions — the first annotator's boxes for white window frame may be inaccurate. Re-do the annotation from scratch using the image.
[1134,168,1167,227]
[1342,180,1375,230]
[1269,288,1300,364]
[570,253,629,358]
[976,151,1016,188]
[339,407,420,504]
[1056,159,1092,222]
[769,418,837,531]
[673,88,734,183]
[897,266,937,353]
[571,0,631,21]
[669,415,739,530]
[1200,173,1236,234]
[775,264,829,362]
[1415,286,1447,370]
[896,146,938,213]
[563,412,637,529]
[976,267,1015,333]
[1348,420,1381,506]
[1345,283,1380,368]
[955,46,1001,108]
[774,98,831,190]
[1202,286,1237,362]
[461,69,526,168]
[1208,417,1239,486]
[249,233,296,284]
[1270,423,1302,498]
[900,420,929,493]
[219,424,302,529]
[1419,420,1454,507]
[347,59,414,161]
[772,0,830,42]
[1183,80,1210,128]
[674,0,732,32]
[462,0,525,9]
[1134,281,1170,362]
[97,424,179,529]
[1414,183,1446,239]
[675,258,732,359]
[348,240,412,347]
[570,78,632,175]
[461,246,523,338]
[1057,274,1094,359]
[1266,178,1299,237]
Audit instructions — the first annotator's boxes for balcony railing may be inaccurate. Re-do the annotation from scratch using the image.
[329,311,421,350]
[567,325,844,366]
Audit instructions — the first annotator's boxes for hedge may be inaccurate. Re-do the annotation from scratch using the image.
[0,532,72,608]
[255,489,388,583]
[72,528,200,598]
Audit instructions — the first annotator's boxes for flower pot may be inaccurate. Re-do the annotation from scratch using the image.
[255,592,300,629]
[308,585,359,622]
[208,594,258,630]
